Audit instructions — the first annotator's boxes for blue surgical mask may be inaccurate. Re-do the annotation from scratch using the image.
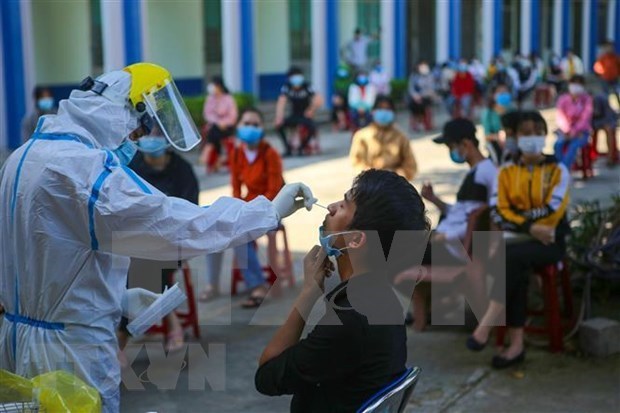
[337,68,349,78]
[372,109,395,126]
[319,226,358,258]
[458,64,468,72]
[374,65,383,72]
[357,75,369,85]
[137,136,169,158]
[113,139,138,165]
[495,92,512,107]
[237,126,263,145]
[290,75,304,87]
[450,148,466,164]
[37,97,54,112]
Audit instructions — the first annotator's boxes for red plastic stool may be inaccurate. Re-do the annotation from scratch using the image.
[231,226,295,296]
[147,262,200,340]
[534,84,552,107]
[423,107,434,131]
[572,142,594,179]
[495,260,575,353]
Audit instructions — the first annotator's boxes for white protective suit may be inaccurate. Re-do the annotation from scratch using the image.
[0,72,280,411]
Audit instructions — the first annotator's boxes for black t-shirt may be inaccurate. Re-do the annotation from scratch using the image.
[255,273,407,413]
[129,152,199,204]
[280,82,315,116]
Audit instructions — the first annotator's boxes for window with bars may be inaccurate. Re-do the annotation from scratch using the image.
[204,0,222,65]
[289,0,311,62]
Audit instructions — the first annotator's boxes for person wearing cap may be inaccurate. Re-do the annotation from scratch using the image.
[402,119,496,331]
[0,63,316,411]
[422,119,497,255]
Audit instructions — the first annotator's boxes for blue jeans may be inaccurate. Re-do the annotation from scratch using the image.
[554,131,589,168]
[235,242,265,290]
[446,94,473,116]
[205,243,265,291]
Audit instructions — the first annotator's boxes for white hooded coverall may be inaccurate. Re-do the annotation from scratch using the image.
[0,72,279,411]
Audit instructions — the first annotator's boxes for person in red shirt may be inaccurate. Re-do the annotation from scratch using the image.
[593,40,620,107]
[201,107,285,307]
[449,60,476,119]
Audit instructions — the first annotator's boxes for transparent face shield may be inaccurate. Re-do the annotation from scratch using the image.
[142,79,201,151]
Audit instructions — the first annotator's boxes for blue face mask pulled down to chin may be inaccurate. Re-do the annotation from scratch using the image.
[113,139,138,165]
[319,226,359,258]
[450,148,466,164]
[237,126,264,145]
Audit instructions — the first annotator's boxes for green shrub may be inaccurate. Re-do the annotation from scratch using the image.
[183,93,256,128]
[389,78,409,105]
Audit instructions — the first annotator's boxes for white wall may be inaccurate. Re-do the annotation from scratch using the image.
[31,0,91,84]
[256,0,290,73]
[145,0,204,79]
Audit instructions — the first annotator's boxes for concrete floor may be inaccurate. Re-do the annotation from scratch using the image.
[120,106,620,412]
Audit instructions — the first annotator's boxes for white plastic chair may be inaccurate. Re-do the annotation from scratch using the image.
[356,367,421,413]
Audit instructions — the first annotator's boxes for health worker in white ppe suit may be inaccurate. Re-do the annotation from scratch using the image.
[0,63,316,412]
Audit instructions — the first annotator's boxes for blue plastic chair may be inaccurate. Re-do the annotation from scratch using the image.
[356,367,421,413]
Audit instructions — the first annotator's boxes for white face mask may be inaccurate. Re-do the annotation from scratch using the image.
[568,84,584,95]
[207,84,216,94]
[518,135,546,154]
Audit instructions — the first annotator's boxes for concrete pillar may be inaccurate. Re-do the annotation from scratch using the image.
[311,1,327,103]
[520,0,532,55]
[581,0,593,72]
[221,0,242,92]
[436,0,449,62]
[101,1,125,72]
[0,0,26,149]
[380,0,394,77]
[482,0,494,64]
[552,0,563,56]
[608,0,617,42]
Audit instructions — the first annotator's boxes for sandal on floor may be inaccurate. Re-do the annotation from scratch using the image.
[165,329,185,353]
[199,288,220,302]
[241,295,265,309]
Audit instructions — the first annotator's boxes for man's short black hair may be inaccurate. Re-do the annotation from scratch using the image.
[348,169,430,265]
[372,95,395,111]
[500,111,520,132]
[516,110,548,135]
[569,74,586,84]
[287,66,303,77]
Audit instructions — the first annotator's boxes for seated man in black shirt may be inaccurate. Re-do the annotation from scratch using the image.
[255,169,429,412]
[275,66,323,156]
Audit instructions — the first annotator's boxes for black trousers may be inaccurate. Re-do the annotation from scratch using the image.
[490,240,565,327]
[277,115,316,154]
[207,125,235,155]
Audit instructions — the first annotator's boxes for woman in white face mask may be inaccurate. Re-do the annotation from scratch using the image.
[467,111,571,369]
[553,74,593,169]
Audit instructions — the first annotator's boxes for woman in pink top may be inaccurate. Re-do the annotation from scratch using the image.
[202,76,238,172]
[554,75,593,168]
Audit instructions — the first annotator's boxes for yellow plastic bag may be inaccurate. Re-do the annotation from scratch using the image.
[0,369,101,412]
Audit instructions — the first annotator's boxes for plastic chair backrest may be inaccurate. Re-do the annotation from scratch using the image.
[356,367,421,413]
